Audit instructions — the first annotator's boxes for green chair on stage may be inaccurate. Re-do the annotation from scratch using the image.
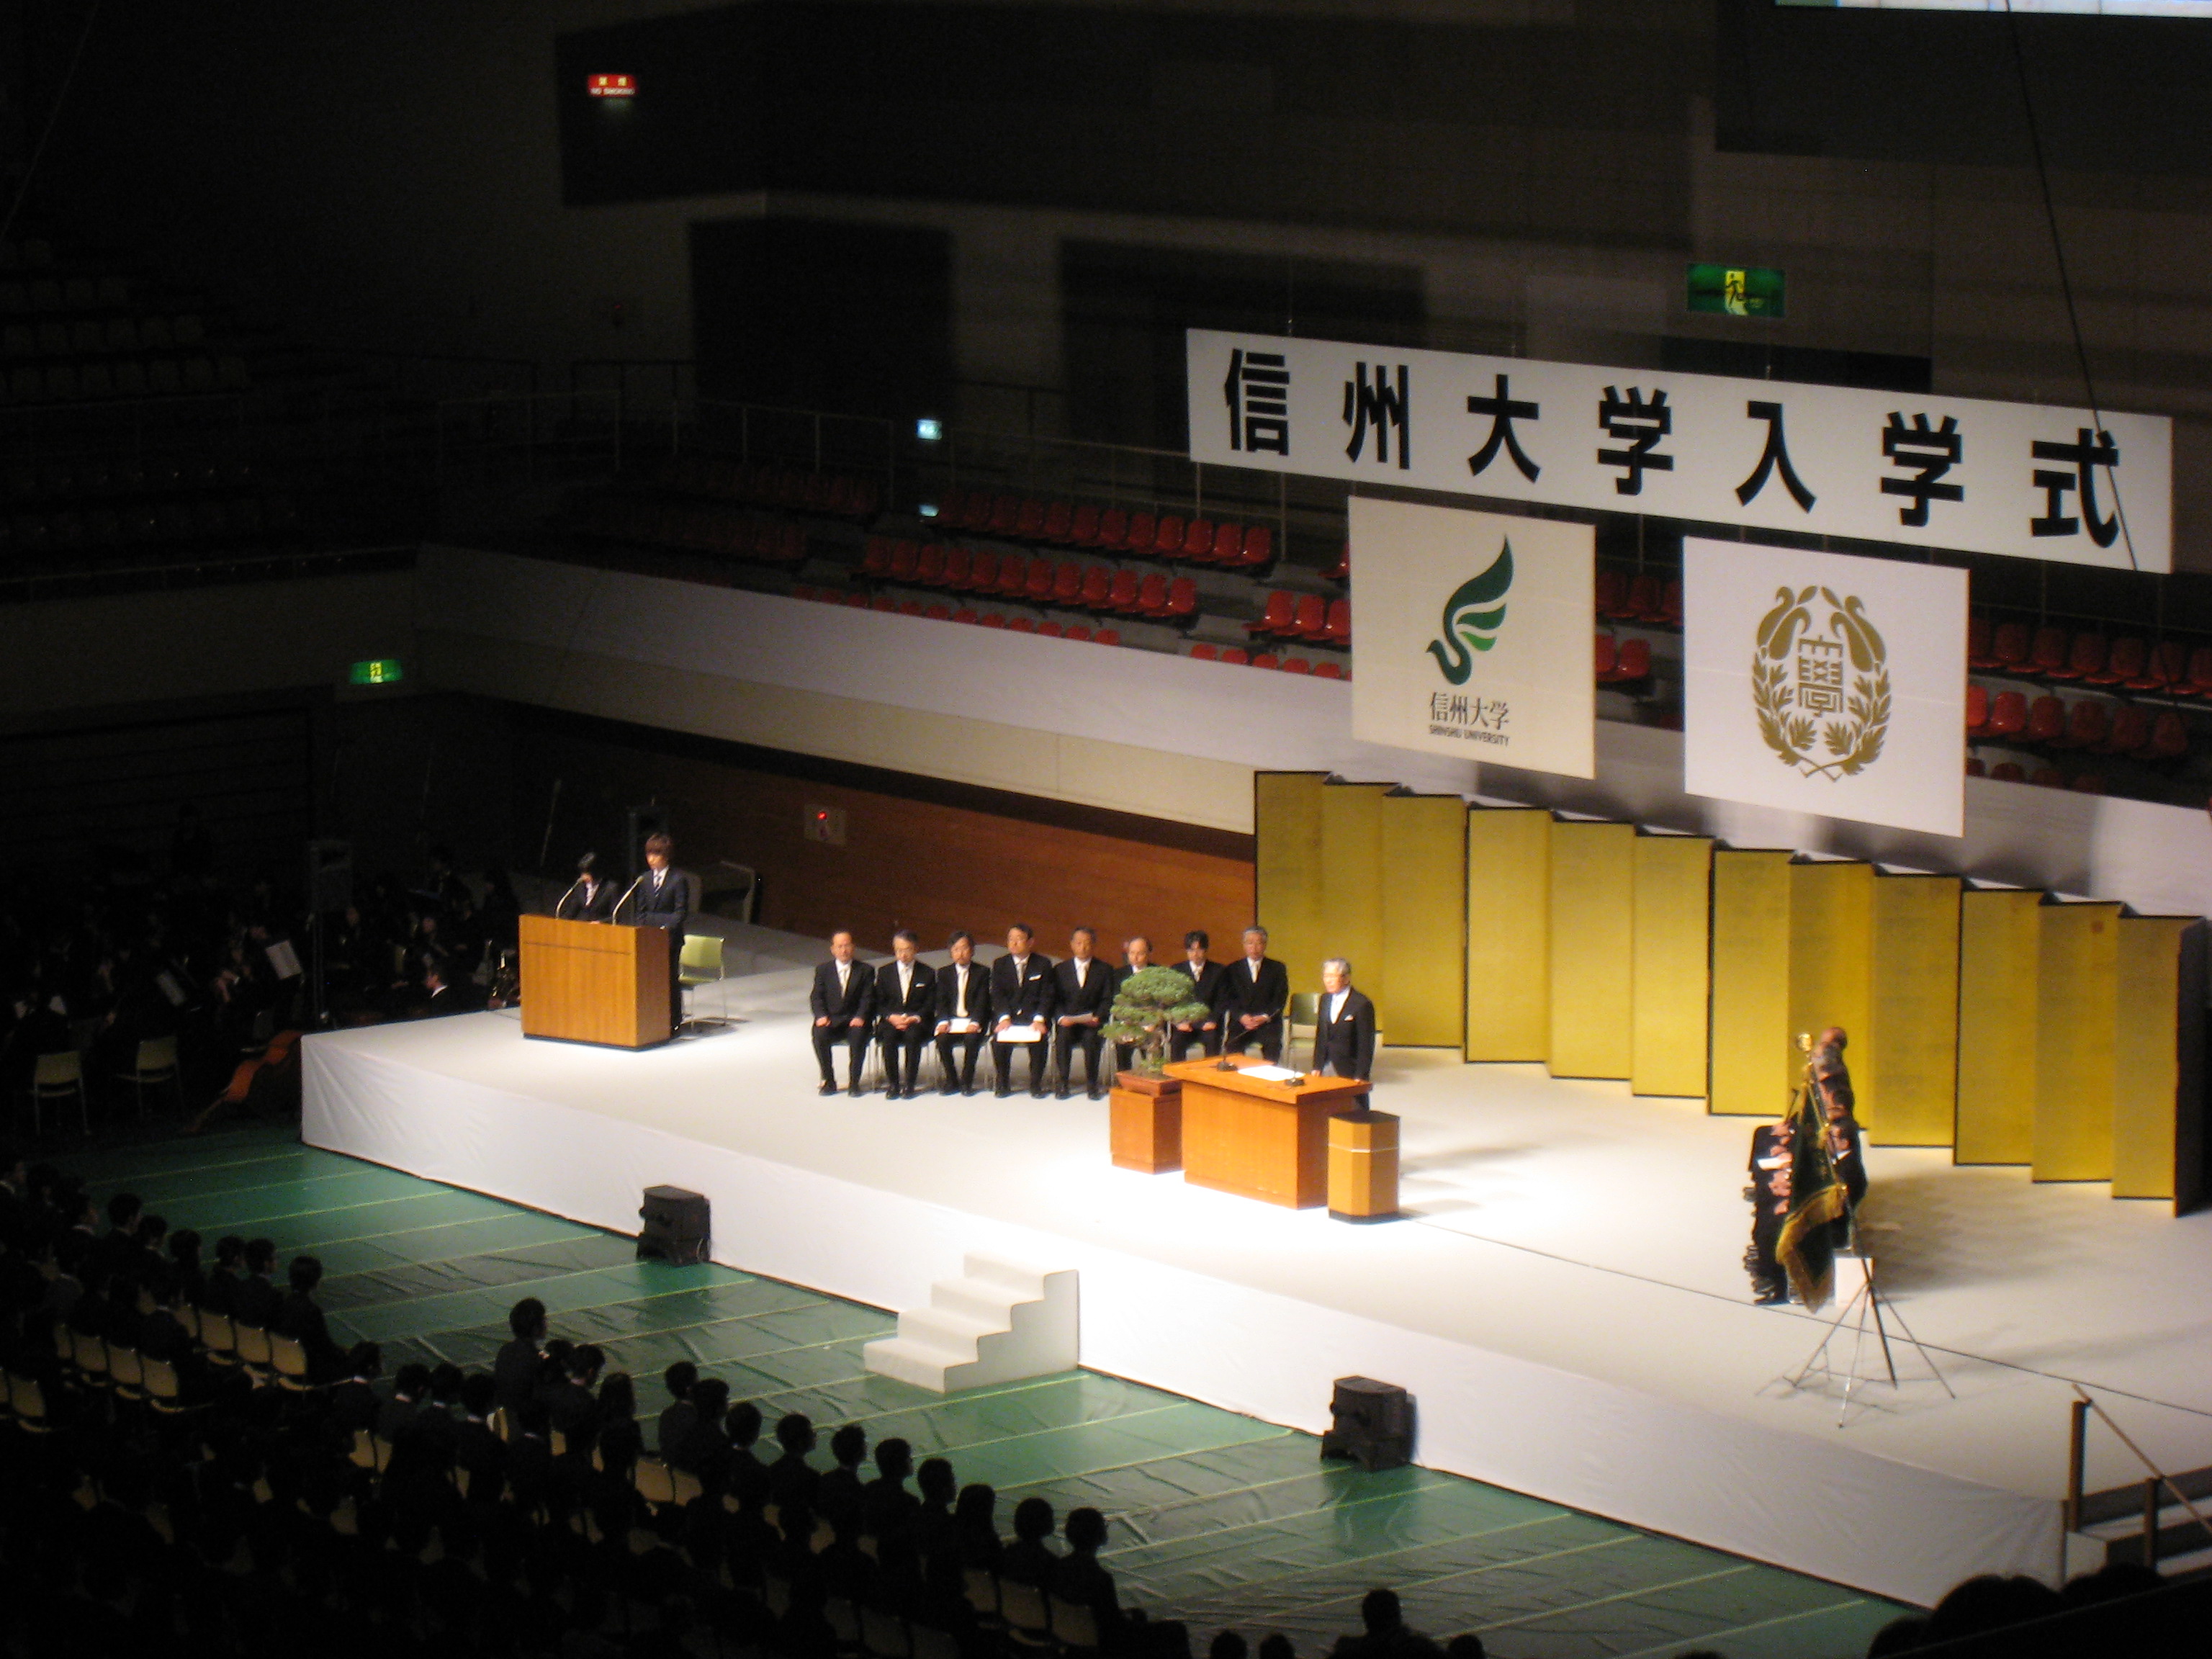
[679,933,727,1029]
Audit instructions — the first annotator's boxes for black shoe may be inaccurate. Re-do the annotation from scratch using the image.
[963,1084,981,1097]
[848,1084,864,1097]
[818,1081,837,1097]
[994,1087,1011,1099]
[1088,1087,1105,1101]
[939,1084,958,1097]
[1030,1089,1049,1100]
[1753,1287,1787,1306]
[1054,1086,1071,1100]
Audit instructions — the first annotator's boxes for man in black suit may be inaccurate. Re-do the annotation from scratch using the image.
[811,930,876,1095]
[554,854,616,921]
[1220,927,1290,1063]
[932,932,992,1097]
[624,832,689,1034]
[874,930,935,1099]
[1109,935,1154,1074]
[423,954,486,1017]
[1310,958,1377,1082]
[1168,931,1225,1061]
[990,924,1055,1099]
[1051,927,1115,1100]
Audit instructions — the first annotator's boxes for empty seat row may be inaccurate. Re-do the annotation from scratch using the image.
[1188,642,1347,678]
[1246,590,1350,645]
[2,455,257,503]
[862,538,1198,619]
[1596,635,1652,683]
[574,495,808,565]
[0,493,295,557]
[1969,758,2109,793]
[0,273,133,314]
[1596,569,1683,627]
[1966,619,2212,696]
[2,313,207,358]
[791,584,1123,644]
[1967,686,2190,759]
[0,355,248,405]
[644,455,881,520]
[933,487,1276,570]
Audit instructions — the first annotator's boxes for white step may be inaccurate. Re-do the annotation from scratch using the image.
[863,1253,1079,1394]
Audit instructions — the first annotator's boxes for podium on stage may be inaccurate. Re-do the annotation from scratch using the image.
[1164,1057,1372,1208]
[518,914,673,1049]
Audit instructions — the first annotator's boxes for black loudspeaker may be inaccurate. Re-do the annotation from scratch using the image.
[1319,1375,1414,1472]
[637,1185,710,1266]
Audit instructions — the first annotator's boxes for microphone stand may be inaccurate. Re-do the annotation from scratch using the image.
[608,874,647,925]
[551,876,585,918]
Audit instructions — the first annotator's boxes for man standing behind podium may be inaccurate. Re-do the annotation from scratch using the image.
[1051,927,1113,1101]
[874,930,935,1100]
[991,924,1054,1099]
[933,932,992,1096]
[811,931,875,1097]
[627,833,688,1033]
[1220,927,1290,1063]
[1310,959,1376,1082]
[555,855,615,922]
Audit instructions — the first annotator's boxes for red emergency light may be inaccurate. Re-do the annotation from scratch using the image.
[588,74,636,98]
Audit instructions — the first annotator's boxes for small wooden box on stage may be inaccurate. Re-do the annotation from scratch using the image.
[518,915,672,1049]
[1165,1057,1372,1208]
[1110,1071,1184,1174]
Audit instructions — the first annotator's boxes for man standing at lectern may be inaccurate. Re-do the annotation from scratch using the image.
[631,832,689,1033]
[556,854,615,922]
[874,930,935,1099]
[811,930,876,1097]
[1309,959,1376,1082]
[1220,927,1290,1064]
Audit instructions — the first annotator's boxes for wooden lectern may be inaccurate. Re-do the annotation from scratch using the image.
[1166,1057,1372,1208]
[518,915,672,1048]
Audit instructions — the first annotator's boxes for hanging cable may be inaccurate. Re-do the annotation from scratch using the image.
[0,0,107,248]
[2002,1,2138,571]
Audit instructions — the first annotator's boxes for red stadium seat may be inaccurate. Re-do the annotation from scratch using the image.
[1017,499,1046,539]
[2141,710,2190,760]
[1323,598,1351,644]
[1660,580,1683,627]
[1025,561,1054,602]
[1292,594,1328,639]
[2188,645,2212,696]
[863,535,894,575]
[1190,642,1220,662]
[1966,615,1997,669]
[1107,570,1139,612]
[1038,621,1064,638]
[997,554,1030,598]
[871,595,897,613]
[1239,525,1274,568]
[1323,539,1348,580]
[1010,617,1036,633]
[2055,700,2107,750]
[2030,767,2066,788]
[2048,631,2105,681]
[1183,518,1215,560]
[1153,515,1185,558]
[1626,573,1664,621]
[1313,661,1344,680]
[1595,568,1628,619]
[925,602,952,621]
[1212,523,1244,563]
[2028,625,2069,676]
[1220,645,1249,666]
[966,548,998,590]
[2087,635,2146,687]
[2128,639,2187,692]
[1166,577,1197,616]
[1596,634,1618,679]
[1043,500,1073,542]
[889,541,919,581]
[2024,696,2065,743]
[981,612,1007,629]
[791,584,815,602]
[1123,511,1156,554]
[1249,591,1295,635]
[899,600,925,617]
[1251,652,1280,670]
[1069,503,1100,546]
[1990,761,2026,783]
[1282,657,1311,675]
[953,608,978,626]
[1092,628,1120,647]
[1611,639,1652,683]
[1965,757,1986,777]
[958,489,994,532]
[2098,703,2151,754]
[2069,773,2107,795]
[1064,624,1092,642]
[1138,573,1169,615]
[1079,565,1111,608]
[1051,562,1082,603]
[845,593,871,609]
[917,543,946,585]
[989,495,1021,535]
[1986,691,2028,737]
[1097,507,1128,549]
[1965,683,1988,734]
[1990,621,2031,671]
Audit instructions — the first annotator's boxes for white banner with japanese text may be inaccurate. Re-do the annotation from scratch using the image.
[1187,330,2170,571]
[1351,498,1595,778]
[1683,539,1967,837]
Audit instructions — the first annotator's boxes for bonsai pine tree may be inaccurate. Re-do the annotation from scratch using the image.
[1102,967,1213,1078]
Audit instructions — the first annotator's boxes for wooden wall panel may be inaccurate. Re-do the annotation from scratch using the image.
[1956,888,2043,1164]
[1548,820,1635,1079]
[1864,874,1963,1147]
[1377,793,1467,1048]
[1465,807,1551,1063]
[1709,850,1794,1117]
[2034,901,2122,1182]
[509,724,1253,958]
[1631,834,1712,1099]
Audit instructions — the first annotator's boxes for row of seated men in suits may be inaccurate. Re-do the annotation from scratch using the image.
[809,925,1377,1100]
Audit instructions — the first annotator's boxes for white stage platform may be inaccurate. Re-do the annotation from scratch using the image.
[302,930,2212,1609]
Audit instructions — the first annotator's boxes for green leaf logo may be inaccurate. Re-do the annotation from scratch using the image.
[1426,541,1514,686]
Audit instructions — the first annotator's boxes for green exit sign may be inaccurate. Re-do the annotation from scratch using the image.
[1688,264,1785,320]
[349,659,405,686]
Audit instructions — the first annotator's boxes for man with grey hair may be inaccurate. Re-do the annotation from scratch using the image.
[1309,957,1376,1082]
[1219,926,1290,1063]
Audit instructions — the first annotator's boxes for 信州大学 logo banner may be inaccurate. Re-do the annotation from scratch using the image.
[1685,539,1965,837]
[1352,498,1594,779]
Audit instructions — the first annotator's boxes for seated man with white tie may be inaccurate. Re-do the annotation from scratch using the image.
[932,931,992,1097]
[809,930,876,1097]
[1219,927,1290,1064]
[1167,931,1225,1062]
[1051,927,1114,1101]
[1309,958,1377,1082]
[990,923,1056,1100]
[874,930,936,1100]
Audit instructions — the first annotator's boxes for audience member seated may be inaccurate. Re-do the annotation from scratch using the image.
[493,1294,548,1413]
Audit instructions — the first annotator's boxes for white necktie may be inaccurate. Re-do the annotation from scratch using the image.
[956,969,968,1017]
[899,964,910,997]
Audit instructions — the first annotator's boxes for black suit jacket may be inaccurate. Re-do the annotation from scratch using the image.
[556,878,616,922]
[810,959,876,1025]
[991,953,1056,1026]
[630,867,689,933]
[1171,958,1226,1018]
[876,959,936,1024]
[1219,956,1290,1025]
[1311,987,1377,1082]
[1053,956,1115,1022]
[934,962,992,1029]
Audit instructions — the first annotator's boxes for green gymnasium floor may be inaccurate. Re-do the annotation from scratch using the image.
[72,1123,1910,1659]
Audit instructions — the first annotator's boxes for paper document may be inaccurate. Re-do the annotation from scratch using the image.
[996,1025,1042,1043]
[1241,1064,1305,1082]
[944,1019,981,1035]
[265,940,303,981]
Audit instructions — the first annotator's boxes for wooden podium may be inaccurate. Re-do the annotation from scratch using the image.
[1166,1057,1372,1208]
[518,914,672,1048]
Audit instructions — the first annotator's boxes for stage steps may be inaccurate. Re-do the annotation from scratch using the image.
[2067,1465,2212,1578]
[862,1253,1077,1393]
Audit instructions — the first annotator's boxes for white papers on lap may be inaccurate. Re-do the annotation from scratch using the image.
[944,1019,981,1035]
[1241,1065,1305,1082]
[996,1026,1041,1043]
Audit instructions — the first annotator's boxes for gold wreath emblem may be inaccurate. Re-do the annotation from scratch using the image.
[1750,585,1891,781]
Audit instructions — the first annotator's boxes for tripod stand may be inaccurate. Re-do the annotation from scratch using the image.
[1784,1245,1954,1426]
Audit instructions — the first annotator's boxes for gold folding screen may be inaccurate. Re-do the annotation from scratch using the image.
[1955,888,2041,1164]
[1254,773,1326,1002]
[1864,875,1963,1146]
[1548,821,1636,1078]
[2113,917,2206,1208]
[1378,793,1469,1048]
[1465,808,1551,1061]
[2033,901,2122,1182]
[1709,850,1794,1118]
[1631,835,1713,1097]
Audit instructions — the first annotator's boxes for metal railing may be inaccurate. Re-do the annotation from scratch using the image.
[2065,1387,2212,1575]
